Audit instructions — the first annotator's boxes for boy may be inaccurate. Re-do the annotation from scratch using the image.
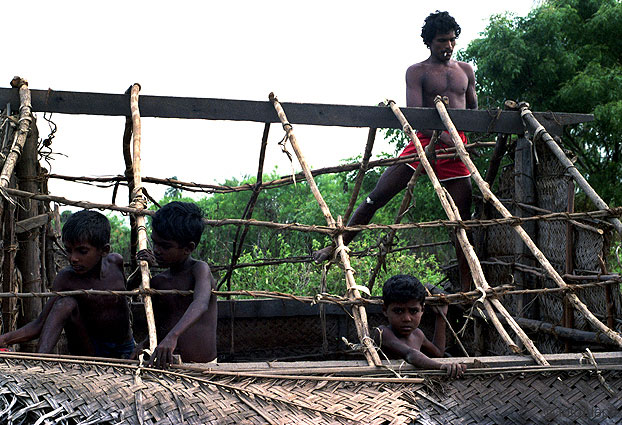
[0,210,134,358]
[135,201,217,367]
[374,274,465,378]
[314,11,476,293]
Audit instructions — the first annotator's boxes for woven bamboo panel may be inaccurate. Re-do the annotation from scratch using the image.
[417,370,622,424]
[0,357,420,424]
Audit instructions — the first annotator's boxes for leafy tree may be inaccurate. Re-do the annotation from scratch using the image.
[460,0,622,206]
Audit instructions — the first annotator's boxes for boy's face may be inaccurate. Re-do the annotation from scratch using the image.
[64,240,108,274]
[383,299,424,338]
[151,231,193,267]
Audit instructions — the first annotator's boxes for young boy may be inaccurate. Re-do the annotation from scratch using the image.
[0,210,134,358]
[136,201,217,368]
[374,274,466,378]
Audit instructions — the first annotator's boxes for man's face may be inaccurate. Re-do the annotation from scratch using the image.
[64,240,106,274]
[383,299,424,338]
[151,231,191,267]
[429,30,456,62]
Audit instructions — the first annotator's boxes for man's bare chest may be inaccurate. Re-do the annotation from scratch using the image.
[422,67,468,95]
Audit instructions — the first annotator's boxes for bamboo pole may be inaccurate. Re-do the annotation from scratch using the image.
[519,104,622,235]
[389,100,549,364]
[129,84,158,353]
[0,77,32,219]
[221,123,270,291]
[343,128,376,223]
[269,92,381,366]
[434,96,622,348]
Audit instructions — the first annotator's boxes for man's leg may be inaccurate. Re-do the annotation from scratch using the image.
[37,297,93,355]
[443,177,473,292]
[313,163,414,262]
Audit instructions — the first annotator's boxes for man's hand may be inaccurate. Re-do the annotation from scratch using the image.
[0,335,7,348]
[440,362,466,379]
[136,249,157,267]
[148,335,178,369]
[431,304,448,317]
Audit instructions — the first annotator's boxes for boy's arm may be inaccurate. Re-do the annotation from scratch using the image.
[0,297,56,346]
[373,326,442,370]
[150,262,214,368]
[0,271,69,347]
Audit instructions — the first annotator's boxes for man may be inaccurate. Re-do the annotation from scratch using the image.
[314,11,476,292]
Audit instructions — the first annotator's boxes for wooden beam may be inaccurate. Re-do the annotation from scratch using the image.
[0,88,593,135]
[15,213,49,234]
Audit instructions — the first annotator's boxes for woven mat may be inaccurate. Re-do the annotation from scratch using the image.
[417,370,622,425]
[0,357,420,424]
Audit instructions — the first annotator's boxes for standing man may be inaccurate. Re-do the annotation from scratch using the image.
[314,11,476,292]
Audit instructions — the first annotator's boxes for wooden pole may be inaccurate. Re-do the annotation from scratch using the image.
[0,78,32,219]
[519,104,622,236]
[269,92,381,366]
[434,96,622,348]
[564,179,575,352]
[129,84,158,353]
[343,127,376,223]
[389,100,549,365]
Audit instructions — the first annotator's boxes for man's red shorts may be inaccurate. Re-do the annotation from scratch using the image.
[399,131,471,181]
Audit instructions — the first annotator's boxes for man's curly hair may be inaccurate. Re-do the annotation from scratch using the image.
[421,11,461,46]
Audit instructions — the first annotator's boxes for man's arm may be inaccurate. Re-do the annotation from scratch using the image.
[421,304,448,358]
[462,62,478,110]
[150,262,214,368]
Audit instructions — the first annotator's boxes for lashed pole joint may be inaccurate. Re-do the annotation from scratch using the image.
[269,92,381,366]
[433,96,622,350]
[389,98,549,365]
[129,83,158,354]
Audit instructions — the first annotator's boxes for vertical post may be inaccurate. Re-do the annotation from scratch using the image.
[563,179,575,352]
[129,83,158,354]
[15,114,41,352]
[514,135,537,328]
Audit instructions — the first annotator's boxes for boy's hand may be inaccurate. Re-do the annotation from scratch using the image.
[440,362,466,379]
[148,335,178,369]
[136,249,157,267]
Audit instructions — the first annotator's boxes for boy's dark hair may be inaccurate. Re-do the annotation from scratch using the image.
[382,274,426,306]
[62,210,111,249]
[421,11,461,46]
[152,201,204,247]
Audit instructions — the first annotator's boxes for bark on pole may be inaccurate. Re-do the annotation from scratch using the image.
[0,78,32,218]
[129,84,158,353]
[434,97,622,348]
[519,105,622,236]
[389,100,549,365]
[269,93,381,366]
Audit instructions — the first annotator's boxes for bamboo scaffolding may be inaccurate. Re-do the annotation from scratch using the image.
[221,123,270,291]
[270,92,381,367]
[388,99,549,365]
[0,78,31,219]
[434,96,622,348]
[519,103,622,235]
[343,127,376,223]
[129,84,157,353]
[46,142,495,195]
[367,130,440,291]
[3,185,618,236]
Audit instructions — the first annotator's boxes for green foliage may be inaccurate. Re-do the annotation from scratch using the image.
[107,214,131,259]
[459,0,622,206]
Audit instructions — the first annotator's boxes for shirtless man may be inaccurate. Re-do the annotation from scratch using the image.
[314,11,476,292]
[0,210,134,358]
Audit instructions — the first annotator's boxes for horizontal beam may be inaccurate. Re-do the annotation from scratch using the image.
[0,87,593,135]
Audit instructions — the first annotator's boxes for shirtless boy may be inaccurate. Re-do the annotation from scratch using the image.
[136,201,217,367]
[314,11,477,292]
[0,210,134,358]
[374,274,465,378]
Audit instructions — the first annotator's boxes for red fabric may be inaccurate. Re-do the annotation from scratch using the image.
[399,131,471,181]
